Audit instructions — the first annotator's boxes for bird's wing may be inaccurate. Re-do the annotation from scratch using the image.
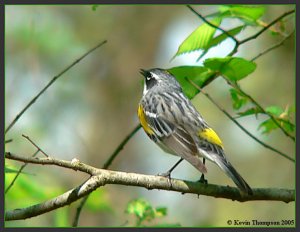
[141,104,207,173]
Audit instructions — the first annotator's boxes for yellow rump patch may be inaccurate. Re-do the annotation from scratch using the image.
[138,105,154,135]
[199,128,223,147]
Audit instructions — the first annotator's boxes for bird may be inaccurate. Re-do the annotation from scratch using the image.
[137,68,253,195]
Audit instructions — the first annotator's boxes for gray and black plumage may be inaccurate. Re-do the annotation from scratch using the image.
[138,68,253,195]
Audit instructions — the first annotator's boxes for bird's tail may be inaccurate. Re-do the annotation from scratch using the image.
[215,158,253,195]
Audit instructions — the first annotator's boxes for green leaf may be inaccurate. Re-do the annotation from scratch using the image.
[229,88,248,110]
[92,5,99,11]
[258,118,295,135]
[264,105,295,133]
[278,118,295,133]
[174,17,222,57]
[155,207,167,217]
[204,57,256,81]
[236,107,262,118]
[197,26,245,61]
[208,26,244,47]
[286,104,295,119]
[219,5,265,25]
[126,198,154,221]
[265,106,284,116]
[258,118,278,134]
[125,199,179,226]
[278,120,294,134]
[168,66,216,99]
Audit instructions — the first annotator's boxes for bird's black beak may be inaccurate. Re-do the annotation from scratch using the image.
[139,69,149,77]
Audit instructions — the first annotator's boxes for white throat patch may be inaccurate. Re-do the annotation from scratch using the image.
[143,82,148,95]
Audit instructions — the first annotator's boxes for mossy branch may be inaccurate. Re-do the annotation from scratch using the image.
[5,152,294,221]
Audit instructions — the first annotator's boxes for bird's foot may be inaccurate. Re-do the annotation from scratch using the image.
[157,171,172,188]
[198,174,208,184]
[157,171,171,178]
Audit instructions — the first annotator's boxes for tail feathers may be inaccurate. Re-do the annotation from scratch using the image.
[215,158,253,195]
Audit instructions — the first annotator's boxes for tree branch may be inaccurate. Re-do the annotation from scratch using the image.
[5,152,295,221]
[5,40,107,134]
[5,152,96,176]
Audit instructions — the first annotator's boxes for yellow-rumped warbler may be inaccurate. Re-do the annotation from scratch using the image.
[138,68,253,195]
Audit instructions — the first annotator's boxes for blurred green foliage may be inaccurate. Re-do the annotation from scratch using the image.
[5,167,62,209]
[125,198,180,227]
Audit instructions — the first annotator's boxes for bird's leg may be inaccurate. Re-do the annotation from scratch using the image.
[198,158,208,184]
[158,158,184,179]
[158,157,184,189]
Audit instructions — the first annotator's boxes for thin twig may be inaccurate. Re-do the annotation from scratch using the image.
[251,31,294,61]
[72,124,142,226]
[256,19,286,37]
[72,193,89,227]
[5,150,40,193]
[239,10,295,45]
[187,79,294,162]
[186,5,239,44]
[229,9,295,56]
[5,139,13,143]
[5,40,108,134]
[103,124,142,169]
[22,134,49,157]
[228,83,295,141]
[4,152,295,221]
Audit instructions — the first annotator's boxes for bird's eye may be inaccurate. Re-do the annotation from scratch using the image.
[146,76,151,81]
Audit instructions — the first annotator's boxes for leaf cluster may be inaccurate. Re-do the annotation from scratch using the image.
[125,198,180,227]
[169,5,294,137]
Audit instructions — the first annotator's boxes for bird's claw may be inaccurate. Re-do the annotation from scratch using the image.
[157,171,171,178]
[198,174,208,184]
[157,171,172,188]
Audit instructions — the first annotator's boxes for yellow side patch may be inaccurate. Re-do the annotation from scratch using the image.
[199,128,223,147]
[138,105,154,135]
